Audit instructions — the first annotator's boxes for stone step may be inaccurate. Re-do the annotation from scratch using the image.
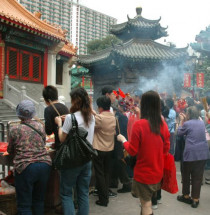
[0,115,18,121]
[0,100,17,124]
[0,105,10,109]
[0,111,16,115]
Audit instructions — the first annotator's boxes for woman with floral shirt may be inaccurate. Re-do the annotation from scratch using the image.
[8,100,51,215]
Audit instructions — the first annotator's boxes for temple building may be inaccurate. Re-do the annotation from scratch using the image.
[191,26,210,56]
[0,0,77,106]
[79,7,188,99]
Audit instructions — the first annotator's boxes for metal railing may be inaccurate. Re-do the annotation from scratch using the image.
[0,123,6,178]
[3,75,46,118]
[0,123,5,142]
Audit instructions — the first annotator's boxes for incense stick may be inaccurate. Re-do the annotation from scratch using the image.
[173,93,177,102]
[48,99,61,116]
[201,97,208,112]
[34,116,44,126]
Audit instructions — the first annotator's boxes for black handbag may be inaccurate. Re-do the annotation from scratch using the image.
[53,113,98,170]
[174,135,185,162]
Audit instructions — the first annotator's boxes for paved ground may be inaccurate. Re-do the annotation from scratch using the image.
[46,162,210,215]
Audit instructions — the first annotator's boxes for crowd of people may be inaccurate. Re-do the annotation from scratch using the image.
[6,85,210,215]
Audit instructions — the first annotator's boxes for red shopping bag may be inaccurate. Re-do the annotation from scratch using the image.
[127,114,138,141]
[161,153,178,194]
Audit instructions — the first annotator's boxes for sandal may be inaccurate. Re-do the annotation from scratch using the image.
[177,195,192,204]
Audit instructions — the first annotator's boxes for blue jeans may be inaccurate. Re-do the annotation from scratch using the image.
[15,162,51,215]
[60,161,91,215]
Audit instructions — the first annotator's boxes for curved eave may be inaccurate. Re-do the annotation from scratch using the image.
[110,23,168,39]
[59,51,76,58]
[59,44,77,57]
[191,42,210,53]
[79,48,112,65]
[110,22,127,34]
[0,0,67,41]
[196,34,210,42]
[110,15,163,34]
[79,40,187,66]
[0,15,67,42]
[112,39,188,61]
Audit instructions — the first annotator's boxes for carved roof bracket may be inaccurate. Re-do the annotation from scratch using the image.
[48,41,65,55]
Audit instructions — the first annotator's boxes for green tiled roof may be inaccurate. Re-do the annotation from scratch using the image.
[110,15,167,40]
[79,46,113,65]
[111,16,161,32]
[71,66,89,76]
[79,39,187,66]
[195,26,210,41]
[191,26,210,53]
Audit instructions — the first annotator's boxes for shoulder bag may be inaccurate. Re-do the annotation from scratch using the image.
[22,122,45,141]
[53,113,98,170]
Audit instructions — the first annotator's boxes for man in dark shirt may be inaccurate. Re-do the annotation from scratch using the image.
[43,85,69,149]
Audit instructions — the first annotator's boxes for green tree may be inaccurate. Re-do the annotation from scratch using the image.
[191,26,210,94]
[86,35,121,54]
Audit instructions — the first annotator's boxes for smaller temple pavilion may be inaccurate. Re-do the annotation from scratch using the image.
[0,0,77,105]
[191,26,210,56]
[79,7,188,99]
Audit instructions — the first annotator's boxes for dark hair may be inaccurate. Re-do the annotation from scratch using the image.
[195,103,203,112]
[101,86,114,95]
[42,85,58,102]
[165,98,174,109]
[186,97,194,107]
[96,96,111,111]
[141,91,163,134]
[160,100,169,118]
[70,87,92,126]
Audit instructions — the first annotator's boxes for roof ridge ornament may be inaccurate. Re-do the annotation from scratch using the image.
[136,7,142,16]
[34,11,42,19]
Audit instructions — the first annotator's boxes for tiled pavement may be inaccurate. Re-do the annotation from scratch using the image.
[46,163,210,215]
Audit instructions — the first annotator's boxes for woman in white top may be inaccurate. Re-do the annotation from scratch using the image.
[55,87,95,215]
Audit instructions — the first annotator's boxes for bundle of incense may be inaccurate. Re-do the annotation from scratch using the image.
[34,116,44,125]
[201,97,208,112]
[48,99,61,116]
[173,93,177,102]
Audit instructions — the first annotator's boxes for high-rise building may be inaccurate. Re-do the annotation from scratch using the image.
[18,0,117,54]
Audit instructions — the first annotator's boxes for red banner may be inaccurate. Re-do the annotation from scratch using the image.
[196,73,204,88]
[184,73,191,88]
[0,33,5,98]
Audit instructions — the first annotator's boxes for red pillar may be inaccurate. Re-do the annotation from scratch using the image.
[0,33,5,98]
[43,47,48,87]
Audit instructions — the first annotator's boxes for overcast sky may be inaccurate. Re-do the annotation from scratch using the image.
[79,0,210,48]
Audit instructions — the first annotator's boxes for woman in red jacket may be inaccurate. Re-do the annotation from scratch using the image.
[117,91,170,215]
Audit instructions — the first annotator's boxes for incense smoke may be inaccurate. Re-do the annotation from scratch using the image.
[136,62,186,97]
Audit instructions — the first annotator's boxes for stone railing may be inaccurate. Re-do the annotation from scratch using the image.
[3,75,46,118]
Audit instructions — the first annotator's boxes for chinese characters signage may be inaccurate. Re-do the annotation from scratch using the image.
[196,73,204,88]
[184,73,191,88]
